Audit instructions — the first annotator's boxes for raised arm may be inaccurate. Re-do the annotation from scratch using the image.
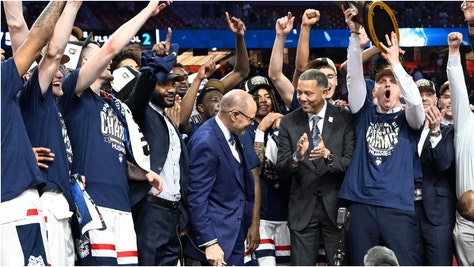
[12,1,66,77]
[293,9,320,88]
[447,32,471,130]
[180,55,220,132]
[340,26,380,77]
[220,12,249,92]
[38,1,82,94]
[126,42,179,125]
[3,1,29,55]
[379,32,424,129]
[344,7,367,113]
[268,12,295,109]
[461,1,474,51]
[76,0,171,95]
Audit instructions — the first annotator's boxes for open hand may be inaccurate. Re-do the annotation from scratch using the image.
[32,147,54,168]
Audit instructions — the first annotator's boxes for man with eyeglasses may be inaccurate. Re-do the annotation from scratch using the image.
[171,63,190,98]
[185,89,257,266]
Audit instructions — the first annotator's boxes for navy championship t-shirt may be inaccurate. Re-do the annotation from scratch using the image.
[59,69,130,212]
[20,69,74,208]
[1,58,45,202]
[339,99,420,211]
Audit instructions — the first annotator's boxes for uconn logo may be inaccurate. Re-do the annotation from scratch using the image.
[366,121,400,157]
[100,103,125,153]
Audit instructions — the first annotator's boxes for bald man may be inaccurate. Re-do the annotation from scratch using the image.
[185,89,257,266]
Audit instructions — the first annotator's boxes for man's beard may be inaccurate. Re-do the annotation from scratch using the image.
[151,91,175,108]
[101,80,112,93]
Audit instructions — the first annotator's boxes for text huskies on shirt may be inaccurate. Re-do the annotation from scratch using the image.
[100,102,125,155]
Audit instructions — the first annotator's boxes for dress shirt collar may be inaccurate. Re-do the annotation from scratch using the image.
[376,105,402,114]
[149,102,166,117]
[307,100,328,122]
[215,115,233,142]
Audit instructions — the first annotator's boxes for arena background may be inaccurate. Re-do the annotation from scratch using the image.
[2,1,473,99]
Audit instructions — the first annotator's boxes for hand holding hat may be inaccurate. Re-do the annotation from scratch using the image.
[141,43,179,82]
[153,27,173,56]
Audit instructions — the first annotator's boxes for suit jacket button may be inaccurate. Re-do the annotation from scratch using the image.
[240,199,244,203]
[237,217,241,221]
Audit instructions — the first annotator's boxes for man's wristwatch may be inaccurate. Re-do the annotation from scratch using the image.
[292,152,304,162]
[326,153,334,164]
[430,130,441,137]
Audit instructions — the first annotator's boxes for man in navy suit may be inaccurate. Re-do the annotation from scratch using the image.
[185,89,256,266]
[414,79,456,265]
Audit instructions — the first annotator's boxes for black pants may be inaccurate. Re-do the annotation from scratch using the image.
[290,195,346,266]
[133,197,182,266]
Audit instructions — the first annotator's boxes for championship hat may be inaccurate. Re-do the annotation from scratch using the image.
[244,75,273,94]
[415,79,436,94]
[202,78,225,94]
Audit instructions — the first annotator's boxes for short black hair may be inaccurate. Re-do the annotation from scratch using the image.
[195,88,222,109]
[299,69,329,89]
[110,44,142,72]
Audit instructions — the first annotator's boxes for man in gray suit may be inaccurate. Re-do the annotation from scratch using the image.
[276,69,355,265]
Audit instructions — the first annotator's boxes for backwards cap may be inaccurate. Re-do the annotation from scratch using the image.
[304,57,337,75]
[244,75,273,94]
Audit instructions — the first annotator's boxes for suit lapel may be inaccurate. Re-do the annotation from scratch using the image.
[420,129,432,160]
[211,119,245,189]
[322,104,337,143]
[294,109,311,145]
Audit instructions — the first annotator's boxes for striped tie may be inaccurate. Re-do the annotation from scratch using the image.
[312,116,321,147]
